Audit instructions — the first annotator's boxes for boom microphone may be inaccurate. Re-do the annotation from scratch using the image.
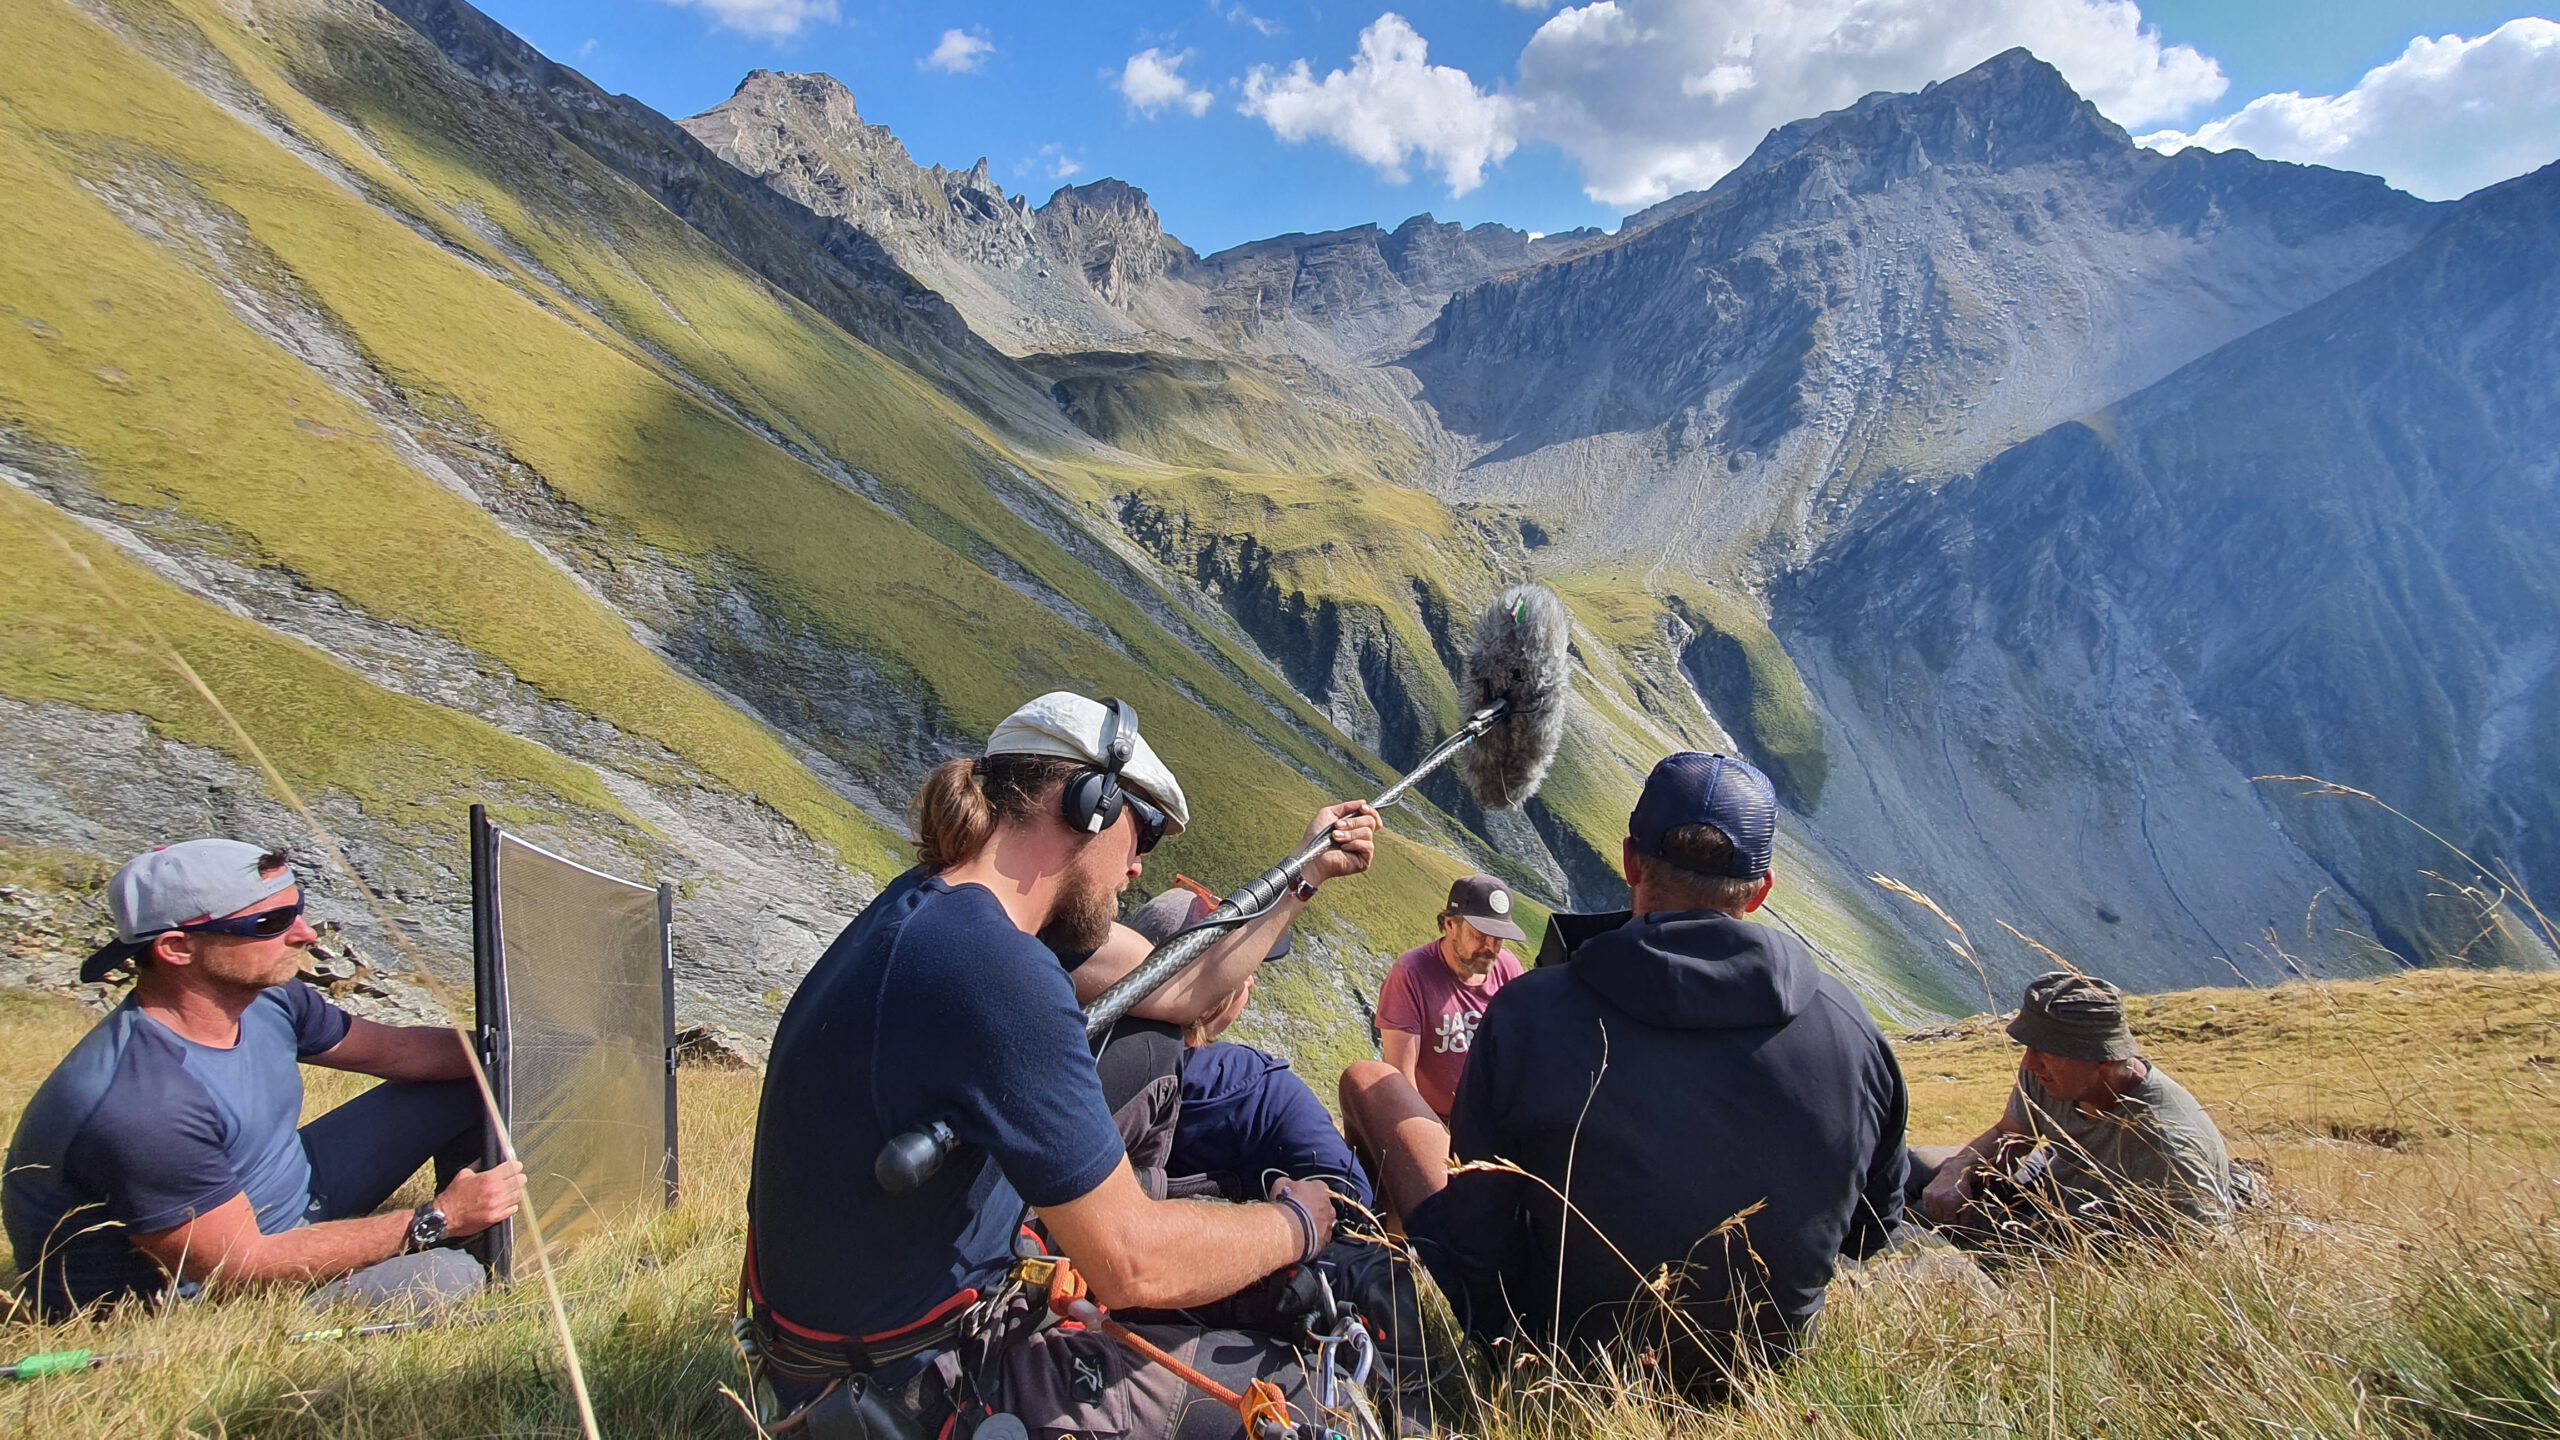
[1459,583,1572,810]
[875,584,1573,1193]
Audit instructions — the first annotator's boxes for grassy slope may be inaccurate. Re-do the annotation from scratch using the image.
[0,0,1495,961]
[0,484,626,838]
[1,970,2550,1435]
[1024,351,1421,483]
[0,0,899,870]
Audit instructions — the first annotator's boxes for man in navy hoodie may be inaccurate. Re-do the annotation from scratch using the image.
[1341,753,1908,1394]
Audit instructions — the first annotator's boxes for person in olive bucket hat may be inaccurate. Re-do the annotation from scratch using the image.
[1906,971,2237,1249]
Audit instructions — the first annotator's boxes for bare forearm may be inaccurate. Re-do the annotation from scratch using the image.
[1380,1031,1423,1093]
[313,1019,479,1083]
[191,1212,409,1289]
[386,1026,478,1082]
[1125,898,1303,1024]
[1082,1199,1303,1310]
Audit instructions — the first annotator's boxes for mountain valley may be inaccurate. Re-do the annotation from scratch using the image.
[2,0,2552,1057]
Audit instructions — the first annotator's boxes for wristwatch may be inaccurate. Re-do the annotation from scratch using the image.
[402,1202,450,1255]
[1292,878,1320,903]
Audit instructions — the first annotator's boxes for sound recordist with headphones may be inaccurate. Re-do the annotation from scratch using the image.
[742,693,1380,1439]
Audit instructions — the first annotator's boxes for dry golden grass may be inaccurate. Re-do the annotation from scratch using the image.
[0,968,2553,1437]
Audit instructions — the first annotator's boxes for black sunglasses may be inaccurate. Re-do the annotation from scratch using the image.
[175,899,306,939]
[1126,795,1168,856]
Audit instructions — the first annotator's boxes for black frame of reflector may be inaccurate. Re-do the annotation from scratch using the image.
[468,804,679,1282]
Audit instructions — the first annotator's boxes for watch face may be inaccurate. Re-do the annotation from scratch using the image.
[410,1206,448,1250]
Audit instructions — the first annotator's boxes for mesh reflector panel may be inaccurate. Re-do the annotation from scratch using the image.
[472,809,675,1279]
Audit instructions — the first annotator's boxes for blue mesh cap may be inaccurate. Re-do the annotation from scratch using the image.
[1628,753,1777,879]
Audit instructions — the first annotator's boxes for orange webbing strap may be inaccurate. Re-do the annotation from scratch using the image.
[1027,1256,1299,1440]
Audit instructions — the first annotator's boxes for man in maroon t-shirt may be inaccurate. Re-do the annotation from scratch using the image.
[1372,875,1528,1120]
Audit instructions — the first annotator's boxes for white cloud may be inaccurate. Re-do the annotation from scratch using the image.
[1503,0,1559,9]
[1514,0,2228,208]
[1240,14,1519,195]
[577,38,598,59]
[2137,19,2560,201]
[1118,47,1216,118]
[1215,2,1286,37]
[921,27,994,74]
[1021,143,1085,182]
[663,0,837,40]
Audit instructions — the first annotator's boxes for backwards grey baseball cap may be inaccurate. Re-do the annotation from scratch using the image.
[984,691,1190,836]
[1126,881,1293,961]
[81,839,297,983]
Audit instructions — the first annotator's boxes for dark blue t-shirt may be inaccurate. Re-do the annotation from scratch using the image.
[747,870,1127,1337]
[1170,1042,1374,1211]
[5,982,352,1317]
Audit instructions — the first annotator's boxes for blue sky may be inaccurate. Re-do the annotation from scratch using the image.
[472,3,2560,254]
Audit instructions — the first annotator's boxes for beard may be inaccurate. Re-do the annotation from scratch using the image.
[1443,931,1501,981]
[1039,863,1120,958]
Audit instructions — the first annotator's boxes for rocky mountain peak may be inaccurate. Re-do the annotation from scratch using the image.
[932,155,1008,202]
[1746,47,2124,187]
[1625,49,2118,238]
[686,68,916,177]
[1037,178,1161,225]
[1033,179,1187,302]
[1866,46,2127,168]
[721,69,866,132]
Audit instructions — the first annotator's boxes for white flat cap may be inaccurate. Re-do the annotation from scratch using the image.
[984,691,1190,836]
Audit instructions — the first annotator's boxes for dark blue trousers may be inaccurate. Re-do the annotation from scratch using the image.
[300,1077,484,1222]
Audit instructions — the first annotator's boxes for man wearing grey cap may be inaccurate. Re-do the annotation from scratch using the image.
[1341,752,1908,1395]
[1910,971,2234,1246]
[5,841,524,1320]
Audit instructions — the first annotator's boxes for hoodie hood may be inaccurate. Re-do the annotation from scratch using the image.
[1571,911,1816,1030]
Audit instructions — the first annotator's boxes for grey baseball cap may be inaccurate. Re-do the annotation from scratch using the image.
[984,691,1190,836]
[1126,882,1293,960]
[82,839,297,983]
[1442,874,1527,943]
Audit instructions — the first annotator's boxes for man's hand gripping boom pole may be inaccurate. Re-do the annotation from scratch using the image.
[876,585,1571,1194]
[1082,701,1509,1037]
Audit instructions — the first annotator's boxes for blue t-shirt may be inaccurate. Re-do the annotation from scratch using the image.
[5,982,352,1317]
[1170,1042,1374,1210]
[747,870,1126,1338]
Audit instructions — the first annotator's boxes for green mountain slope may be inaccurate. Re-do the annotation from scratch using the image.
[0,0,1976,1051]
[0,0,1473,1033]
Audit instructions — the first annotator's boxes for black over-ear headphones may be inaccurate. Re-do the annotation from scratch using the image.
[1061,698,1138,837]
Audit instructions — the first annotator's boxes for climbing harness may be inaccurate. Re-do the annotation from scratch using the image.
[734,1221,1042,1436]
[740,1236,1400,1440]
[1019,1254,1302,1440]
